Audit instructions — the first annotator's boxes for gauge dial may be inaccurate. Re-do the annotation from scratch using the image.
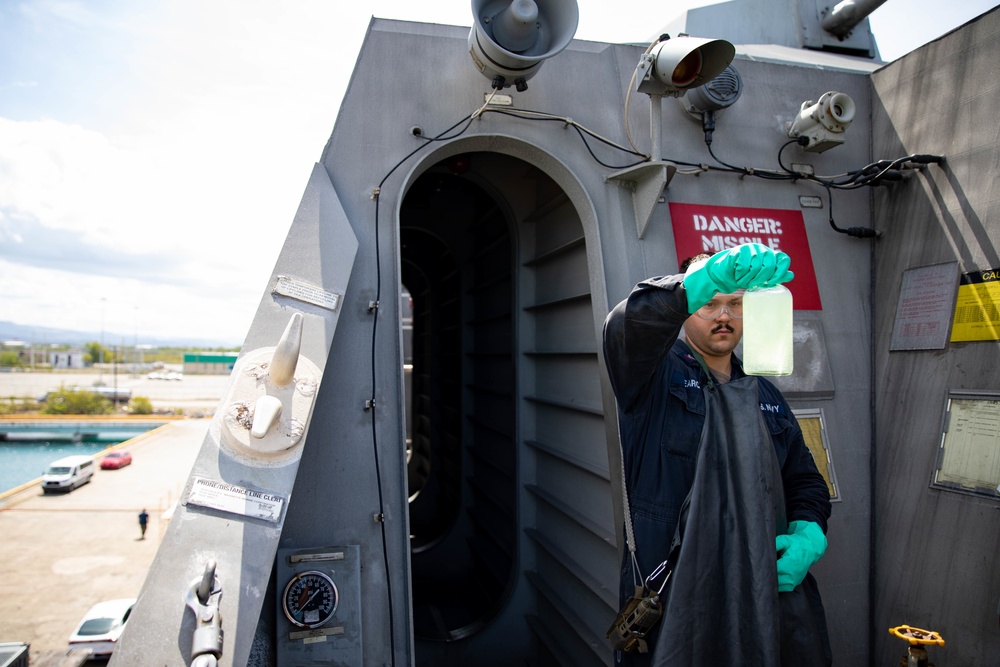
[282,570,339,628]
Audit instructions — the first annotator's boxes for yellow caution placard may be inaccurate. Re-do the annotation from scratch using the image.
[950,268,1000,342]
[793,409,840,501]
[799,417,837,498]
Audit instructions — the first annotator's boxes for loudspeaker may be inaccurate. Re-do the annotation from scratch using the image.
[682,64,743,118]
[788,91,856,152]
[468,0,579,91]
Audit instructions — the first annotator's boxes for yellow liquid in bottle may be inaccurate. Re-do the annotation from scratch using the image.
[742,285,793,376]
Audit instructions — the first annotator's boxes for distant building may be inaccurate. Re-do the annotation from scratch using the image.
[50,349,86,369]
[183,352,238,375]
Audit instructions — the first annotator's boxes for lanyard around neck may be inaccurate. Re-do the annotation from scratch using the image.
[687,347,717,390]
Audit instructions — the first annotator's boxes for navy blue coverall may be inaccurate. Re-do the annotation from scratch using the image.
[602,274,832,663]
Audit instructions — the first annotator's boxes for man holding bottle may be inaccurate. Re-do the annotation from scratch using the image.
[602,243,832,666]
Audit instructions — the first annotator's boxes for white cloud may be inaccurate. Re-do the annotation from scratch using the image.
[1,118,146,244]
[0,257,258,344]
[0,0,356,344]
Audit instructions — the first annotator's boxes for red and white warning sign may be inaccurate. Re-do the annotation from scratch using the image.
[669,202,822,310]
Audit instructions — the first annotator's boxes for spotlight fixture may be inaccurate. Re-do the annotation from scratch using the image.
[634,35,736,98]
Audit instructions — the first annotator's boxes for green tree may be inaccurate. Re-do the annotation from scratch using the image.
[128,396,153,415]
[42,388,113,415]
[84,342,100,365]
[0,351,23,368]
[84,342,118,365]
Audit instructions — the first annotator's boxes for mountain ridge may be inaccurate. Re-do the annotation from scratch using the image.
[0,320,238,350]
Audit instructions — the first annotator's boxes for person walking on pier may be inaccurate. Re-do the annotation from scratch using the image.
[138,508,149,540]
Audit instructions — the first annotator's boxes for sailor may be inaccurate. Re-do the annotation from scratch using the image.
[603,243,832,665]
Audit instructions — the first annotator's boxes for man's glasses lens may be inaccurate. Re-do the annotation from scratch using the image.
[695,302,743,320]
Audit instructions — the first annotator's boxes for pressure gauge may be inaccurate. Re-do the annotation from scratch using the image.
[281,570,339,628]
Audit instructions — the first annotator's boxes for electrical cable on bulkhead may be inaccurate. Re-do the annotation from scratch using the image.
[473,100,946,207]
[482,107,649,169]
[367,95,499,666]
[364,90,647,656]
[696,110,945,237]
[623,37,666,155]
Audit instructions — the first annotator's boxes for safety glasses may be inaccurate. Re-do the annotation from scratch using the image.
[694,299,743,320]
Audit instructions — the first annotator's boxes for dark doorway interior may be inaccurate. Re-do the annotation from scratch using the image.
[401,159,518,645]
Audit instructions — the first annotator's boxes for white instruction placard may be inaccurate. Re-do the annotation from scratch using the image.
[936,398,1000,493]
[272,275,341,311]
[187,477,285,523]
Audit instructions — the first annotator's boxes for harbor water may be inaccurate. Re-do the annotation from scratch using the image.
[1,439,122,493]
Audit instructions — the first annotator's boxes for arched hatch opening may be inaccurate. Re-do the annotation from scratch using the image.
[401,159,517,643]
[401,147,615,665]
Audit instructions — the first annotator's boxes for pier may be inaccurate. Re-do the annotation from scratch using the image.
[0,416,170,442]
[0,419,207,662]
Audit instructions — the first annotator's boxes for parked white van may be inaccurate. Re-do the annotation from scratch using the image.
[42,455,95,493]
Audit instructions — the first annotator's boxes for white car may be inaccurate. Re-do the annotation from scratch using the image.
[67,598,136,657]
[41,455,95,493]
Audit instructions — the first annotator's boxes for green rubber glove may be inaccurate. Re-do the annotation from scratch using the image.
[682,243,794,313]
[775,520,827,592]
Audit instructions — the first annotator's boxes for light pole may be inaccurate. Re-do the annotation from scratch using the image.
[133,306,139,377]
[99,297,106,384]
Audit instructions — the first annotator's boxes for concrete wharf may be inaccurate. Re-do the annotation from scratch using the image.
[0,418,207,664]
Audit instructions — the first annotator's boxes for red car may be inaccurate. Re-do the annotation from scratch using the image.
[100,451,132,470]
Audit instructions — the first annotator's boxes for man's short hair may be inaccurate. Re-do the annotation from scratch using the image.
[680,253,712,273]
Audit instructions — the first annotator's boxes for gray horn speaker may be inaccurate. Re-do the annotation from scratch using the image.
[468,0,579,91]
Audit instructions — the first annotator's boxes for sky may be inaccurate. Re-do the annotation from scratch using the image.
[1,0,996,348]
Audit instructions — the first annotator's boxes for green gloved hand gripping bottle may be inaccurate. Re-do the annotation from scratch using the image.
[682,243,793,313]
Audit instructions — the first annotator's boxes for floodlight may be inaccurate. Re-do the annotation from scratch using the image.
[469,0,579,91]
[788,91,856,152]
[635,35,736,98]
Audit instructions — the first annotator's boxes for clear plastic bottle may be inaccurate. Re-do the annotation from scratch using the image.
[741,284,793,376]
